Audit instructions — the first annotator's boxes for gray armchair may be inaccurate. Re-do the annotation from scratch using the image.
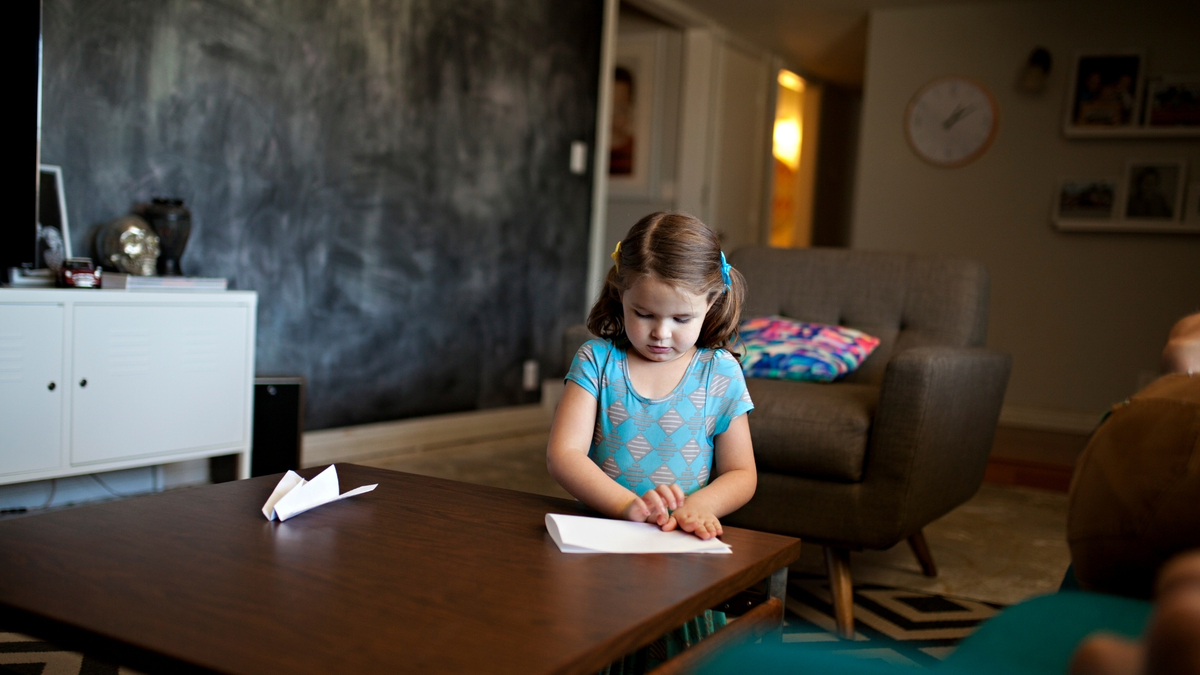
[724,246,1011,637]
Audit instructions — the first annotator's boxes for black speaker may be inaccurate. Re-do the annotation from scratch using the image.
[209,376,305,483]
[250,376,305,478]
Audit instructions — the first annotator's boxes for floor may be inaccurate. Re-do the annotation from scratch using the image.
[363,429,1072,607]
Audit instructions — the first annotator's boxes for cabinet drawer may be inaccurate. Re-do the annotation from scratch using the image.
[71,304,250,464]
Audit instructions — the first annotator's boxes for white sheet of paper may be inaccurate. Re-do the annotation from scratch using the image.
[261,465,377,521]
[545,513,732,554]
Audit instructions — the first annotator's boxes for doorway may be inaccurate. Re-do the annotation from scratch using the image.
[769,69,821,248]
[603,4,684,258]
[587,0,776,304]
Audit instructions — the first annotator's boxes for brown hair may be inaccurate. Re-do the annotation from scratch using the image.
[587,211,745,356]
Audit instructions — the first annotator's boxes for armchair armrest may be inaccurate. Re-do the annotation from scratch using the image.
[864,346,1012,542]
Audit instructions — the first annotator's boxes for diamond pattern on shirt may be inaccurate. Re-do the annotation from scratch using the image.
[631,407,655,431]
[626,433,653,463]
[681,438,702,465]
[711,374,732,398]
[656,436,677,463]
[658,408,684,435]
[649,465,677,486]
[567,340,754,498]
[601,456,621,479]
[607,400,630,427]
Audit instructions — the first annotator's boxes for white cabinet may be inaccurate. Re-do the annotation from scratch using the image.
[0,289,257,485]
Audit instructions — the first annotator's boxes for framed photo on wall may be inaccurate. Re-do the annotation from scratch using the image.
[1122,160,1185,221]
[608,32,662,199]
[1052,177,1120,231]
[36,164,71,271]
[1144,76,1200,129]
[1185,182,1200,227]
[1063,52,1144,137]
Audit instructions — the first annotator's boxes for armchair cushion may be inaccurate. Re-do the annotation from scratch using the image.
[740,316,880,382]
[745,379,878,482]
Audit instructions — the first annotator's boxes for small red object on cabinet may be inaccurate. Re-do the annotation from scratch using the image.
[59,258,101,288]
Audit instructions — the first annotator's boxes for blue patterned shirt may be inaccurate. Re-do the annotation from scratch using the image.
[565,339,754,496]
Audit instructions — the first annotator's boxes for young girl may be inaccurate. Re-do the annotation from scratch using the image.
[547,211,756,541]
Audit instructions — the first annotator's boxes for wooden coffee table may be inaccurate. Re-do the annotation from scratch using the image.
[0,464,801,674]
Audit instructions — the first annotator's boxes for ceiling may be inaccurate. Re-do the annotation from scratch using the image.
[670,0,1017,88]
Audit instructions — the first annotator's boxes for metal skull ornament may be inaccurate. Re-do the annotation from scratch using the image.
[96,215,160,276]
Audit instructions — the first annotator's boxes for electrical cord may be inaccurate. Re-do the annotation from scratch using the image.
[40,479,58,509]
[8,474,138,516]
[91,473,134,499]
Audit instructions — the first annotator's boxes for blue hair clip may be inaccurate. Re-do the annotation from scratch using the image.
[719,252,732,292]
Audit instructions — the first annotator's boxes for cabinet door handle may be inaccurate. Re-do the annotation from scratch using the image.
[79,378,88,388]
[48,382,56,391]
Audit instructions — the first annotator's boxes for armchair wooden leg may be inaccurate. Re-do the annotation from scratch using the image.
[823,546,855,639]
[907,530,938,577]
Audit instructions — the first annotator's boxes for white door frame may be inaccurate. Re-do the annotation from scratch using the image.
[584,0,620,315]
[585,0,774,309]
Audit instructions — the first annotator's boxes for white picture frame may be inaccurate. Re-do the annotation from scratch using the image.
[608,32,662,199]
[1052,177,1120,232]
[1185,181,1200,227]
[36,164,71,270]
[1121,159,1187,229]
[1063,51,1145,138]
[1144,76,1200,129]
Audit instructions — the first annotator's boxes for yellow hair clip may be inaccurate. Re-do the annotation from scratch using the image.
[610,241,621,272]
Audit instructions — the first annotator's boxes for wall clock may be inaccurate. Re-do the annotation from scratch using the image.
[904,76,998,167]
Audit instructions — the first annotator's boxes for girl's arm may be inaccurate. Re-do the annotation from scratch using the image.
[546,381,676,523]
[665,413,756,540]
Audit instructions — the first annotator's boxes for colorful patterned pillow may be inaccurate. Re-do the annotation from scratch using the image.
[739,316,881,382]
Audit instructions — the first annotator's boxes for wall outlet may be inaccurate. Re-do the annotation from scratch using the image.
[522,359,540,391]
[569,141,588,175]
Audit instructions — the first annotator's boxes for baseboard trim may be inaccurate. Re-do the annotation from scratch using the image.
[999,405,1103,435]
[984,456,1074,493]
[301,382,564,468]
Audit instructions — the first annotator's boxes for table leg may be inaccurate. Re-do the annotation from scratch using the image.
[766,566,788,638]
[649,572,789,675]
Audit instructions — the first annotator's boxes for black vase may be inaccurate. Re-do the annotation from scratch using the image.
[145,198,192,276]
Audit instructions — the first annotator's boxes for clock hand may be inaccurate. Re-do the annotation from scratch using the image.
[942,104,977,129]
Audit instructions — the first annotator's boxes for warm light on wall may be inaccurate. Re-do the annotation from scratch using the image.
[773,118,801,170]
[771,68,814,249]
[778,70,804,92]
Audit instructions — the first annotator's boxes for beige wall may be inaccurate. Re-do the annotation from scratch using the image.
[853,0,1200,429]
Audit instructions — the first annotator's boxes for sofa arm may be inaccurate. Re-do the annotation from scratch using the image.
[864,346,1012,539]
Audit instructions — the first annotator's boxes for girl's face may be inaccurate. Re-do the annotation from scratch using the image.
[621,276,714,363]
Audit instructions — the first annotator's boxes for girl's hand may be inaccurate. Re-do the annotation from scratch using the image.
[669,501,723,540]
[621,484,685,528]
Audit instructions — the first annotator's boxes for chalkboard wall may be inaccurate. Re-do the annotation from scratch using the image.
[41,0,602,430]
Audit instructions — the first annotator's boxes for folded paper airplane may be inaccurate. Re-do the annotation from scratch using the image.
[545,513,732,554]
[262,465,378,521]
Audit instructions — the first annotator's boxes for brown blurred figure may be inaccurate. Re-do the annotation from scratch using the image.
[1070,550,1200,675]
[1163,312,1200,375]
[1068,313,1200,675]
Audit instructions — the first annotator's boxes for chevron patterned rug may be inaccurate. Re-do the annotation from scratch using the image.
[1,578,1001,674]
[774,574,1004,668]
[0,631,140,675]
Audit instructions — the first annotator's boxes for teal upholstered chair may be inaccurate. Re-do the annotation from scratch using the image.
[697,591,1153,675]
